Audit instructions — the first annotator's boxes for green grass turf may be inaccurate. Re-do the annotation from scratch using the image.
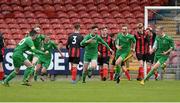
[0,80,180,102]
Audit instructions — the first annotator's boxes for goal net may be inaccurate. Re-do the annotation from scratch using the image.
[144,6,180,80]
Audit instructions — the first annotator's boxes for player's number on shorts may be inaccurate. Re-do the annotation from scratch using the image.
[72,36,77,44]
[18,39,25,45]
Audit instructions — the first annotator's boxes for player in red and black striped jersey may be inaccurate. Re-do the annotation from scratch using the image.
[134,23,146,81]
[98,26,113,81]
[145,27,158,80]
[66,24,84,83]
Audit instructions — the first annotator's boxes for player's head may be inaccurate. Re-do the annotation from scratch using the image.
[29,30,37,40]
[59,40,63,48]
[121,24,128,34]
[74,23,80,32]
[91,25,99,35]
[101,26,108,36]
[32,25,41,33]
[156,26,164,36]
[146,27,153,36]
[45,35,50,42]
[137,23,144,34]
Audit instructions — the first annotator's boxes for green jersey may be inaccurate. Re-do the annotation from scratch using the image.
[116,33,136,54]
[33,34,45,50]
[154,34,175,56]
[42,40,58,58]
[80,34,111,57]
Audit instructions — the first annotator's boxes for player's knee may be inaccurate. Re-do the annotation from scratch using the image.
[14,69,20,74]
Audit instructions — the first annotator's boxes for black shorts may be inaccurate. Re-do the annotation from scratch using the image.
[68,57,80,64]
[98,57,110,66]
[0,54,3,62]
[144,53,155,64]
[136,53,146,61]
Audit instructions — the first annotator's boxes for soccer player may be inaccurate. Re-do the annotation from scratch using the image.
[115,25,136,84]
[98,26,113,81]
[80,25,114,83]
[145,27,158,80]
[34,35,63,81]
[134,23,146,81]
[2,30,46,86]
[66,24,84,83]
[0,32,4,81]
[140,26,175,85]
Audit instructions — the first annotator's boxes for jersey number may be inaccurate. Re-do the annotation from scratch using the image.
[72,36,77,44]
[18,39,25,45]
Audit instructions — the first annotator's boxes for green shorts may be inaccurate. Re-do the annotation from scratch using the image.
[154,55,168,65]
[115,51,130,61]
[37,55,51,69]
[84,54,97,63]
[13,52,27,68]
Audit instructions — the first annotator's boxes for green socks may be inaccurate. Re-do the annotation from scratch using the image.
[4,71,17,83]
[144,68,155,81]
[82,71,87,82]
[23,67,34,82]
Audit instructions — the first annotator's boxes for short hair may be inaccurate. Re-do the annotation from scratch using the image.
[156,26,164,31]
[137,23,144,29]
[101,26,108,30]
[74,24,80,30]
[59,40,63,44]
[122,24,128,28]
[29,30,37,37]
[91,25,98,30]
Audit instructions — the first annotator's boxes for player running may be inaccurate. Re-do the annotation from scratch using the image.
[115,25,136,84]
[80,25,114,83]
[34,35,63,81]
[98,26,113,81]
[140,26,175,85]
[66,24,84,83]
[2,30,47,86]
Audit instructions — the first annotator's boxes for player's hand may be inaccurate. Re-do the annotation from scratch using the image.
[60,53,64,58]
[98,52,101,56]
[110,49,114,55]
[45,51,49,55]
[116,45,122,50]
[149,48,154,54]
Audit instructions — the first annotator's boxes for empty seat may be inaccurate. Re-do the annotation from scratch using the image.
[98,4,108,12]
[0,24,8,29]
[70,18,81,24]
[20,0,32,6]
[24,11,35,18]
[76,4,86,12]
[105,18,116,24]
[87,4,97,12]
[116,0,128,6]
[79,11,89,18]
[57,12,69,18]
[24,6,33,12]
[11,29,21,34]
[63,24,73,29]
[14,12,25,18]
[32,0,42,5]
[54,4,66,12]
[10,0,20,5]
[64,0,72,5]
[116,18,125,24]
[35,12,47,18]
[42,24,50,29]
[39,18,50,24]
[42,0,53,5]
[101,12,111,18]
[68,11,78,18]
[53,0,64,5]
[9,24,20,29]
[0,0,8,5]
[19,24,31,29]
[93,18,104,24]
[1,4,12,11]
[109,5,119,12]
[95,0,105,5]
[43,4,55,12]
[106,0,116,6]
[66,4,76,12]
[33,4,43,12]
[74,0,83,5]
[12,5,23,12]
[84,0,94,5]
[50,19,60,24]
[129,0,139,7]
[52,24,63,29]
[90,11,101,18]
[5,18,16,24]
[82,18,92,24]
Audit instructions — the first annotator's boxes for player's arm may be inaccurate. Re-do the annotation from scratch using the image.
[150,39,157,54]
[162,37,175,55]
[52,41,64,57]
[26,38,45,55]
[80,35,92,46]
[131,36,136,52]
[98,36,114,54]
[115,37,122,50]
[66,36,70,49]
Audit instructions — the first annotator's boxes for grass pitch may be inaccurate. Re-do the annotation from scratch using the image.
[1,79,180,102]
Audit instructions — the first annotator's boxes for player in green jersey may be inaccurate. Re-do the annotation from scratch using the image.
[34,35,63,81]
[2,30,47,86]
[80,25,114,83]
[140,26,175,85]
[115,25,136,84]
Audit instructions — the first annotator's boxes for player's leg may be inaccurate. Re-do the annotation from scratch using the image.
[40,67,47,82]
[97,57,103,80]
[34,63,42,81]
[136,53,144,81]
[109,55,115,81]
[70,57,79,83]
[82,62,89,83]
[115,56,123,83]
[102,63,108,81]
[122,62,131,81]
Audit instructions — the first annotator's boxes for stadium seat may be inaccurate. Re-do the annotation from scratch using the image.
[80,29,88,34]
[116,0,128,6]
[120,6,130,14]
[84,0,94,5]
[3,34,12,39]
[0,24,8,29]
[57,12,69,18]
[39,18,50,24]
[63,24,73,29]
[54,5,66,12]
[79,11,89,18]
[53,0,64,5]
[24,11,35,18]
[87,4,97,12]
[66,4,76,12]
[101,12,111,18]
[0,19,5,24]
[1,4,12,11]
[11,29,21,34]
[52,24,63,29]
[50,19,60,24]
[112,12,124,18]
[128,18,137,24]
[124,12,134,19]
[82,18,92,24]
[132,6,142,13]
[93,18,104,24]
[12,33,24,40]
[24,6,33,12]
[43,5,55,12]
[90,11,101,18]
[0,0,8,5]
[116,18,125,24]
[0,14,4,19]
[44,29,54,34]
[42,0,53,5]
[10,0,20,5]
[151,0,161,6]
[129,0,139,7]
[12,5,23,12]
[0,29,10,34]
[14,12,25,18]
[105,18,116,24]
[33,4,44,12]
[108,23,118,29]
[76,4,86,12]
[42,24,50,29]
[108,5,119,13]
[98,4,108,13]
[66,29,73,35]
[95,0,105,5]
[9,24,20,29]
[74,0,83,5]
[19,24,31,29]
[32,0,42,5]
[106,0,116,6]
[55,29,66,35]
[20,0,32,6]
[64,0,72,5]
[70,18,81,24]
[68,11,78,18]
[5,18,16,24]
[61,18,71,24]
[35,12,47,18]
